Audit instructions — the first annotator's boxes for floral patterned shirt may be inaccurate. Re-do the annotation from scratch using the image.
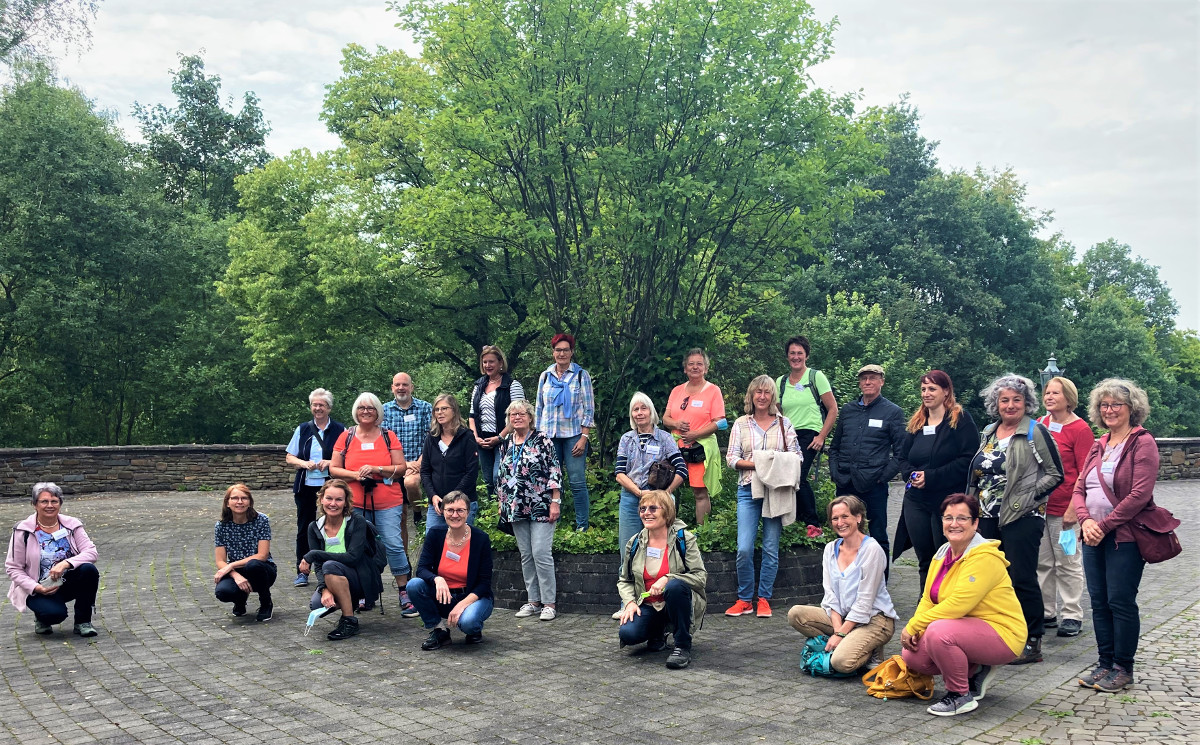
[496,430,563,523]
[971,434,1011,518]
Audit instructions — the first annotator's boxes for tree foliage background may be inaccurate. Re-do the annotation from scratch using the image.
[2,0,1197,450]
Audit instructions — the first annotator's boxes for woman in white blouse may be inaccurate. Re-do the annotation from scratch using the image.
[787,495,898,673]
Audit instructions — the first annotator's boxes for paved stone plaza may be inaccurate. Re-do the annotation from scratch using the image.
[2,484,1196,745]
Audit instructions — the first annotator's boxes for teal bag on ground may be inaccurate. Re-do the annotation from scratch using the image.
[800,635,856,678]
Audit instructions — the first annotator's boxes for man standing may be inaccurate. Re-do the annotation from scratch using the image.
[284,388,345,587]
[382,371,432,615]
[827,365,907,559]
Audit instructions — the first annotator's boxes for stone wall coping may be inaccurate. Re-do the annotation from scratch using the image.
[0,444,286,456]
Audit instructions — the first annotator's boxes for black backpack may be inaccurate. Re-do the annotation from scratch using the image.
[776,369,829,421]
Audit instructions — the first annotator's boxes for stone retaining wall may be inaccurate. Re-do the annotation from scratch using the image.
[1156,438,1200,481]
[491,548,823,614]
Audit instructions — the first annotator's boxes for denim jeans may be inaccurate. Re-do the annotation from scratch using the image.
[513,519,557,604]
[424,500,478,534]
[618,578,693,650]
[405,577,494,634]
[1082,533,1145,671]
[736,485,783,601]
[901,494,946,592]
[214,559,277,607]
[553,435,590,529]
[355,504,411,576]
[618,489,642,563]
[26,563,99,625]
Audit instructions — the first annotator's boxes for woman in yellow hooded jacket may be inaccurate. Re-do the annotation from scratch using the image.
[901,493,1026,717]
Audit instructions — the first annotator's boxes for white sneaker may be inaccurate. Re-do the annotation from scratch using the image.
[539,606,557,621]
[611,609,623,620]
[514,603,540,618]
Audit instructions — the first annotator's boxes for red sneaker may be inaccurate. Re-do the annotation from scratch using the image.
[806,524,824,539]
[756,598,772,617]
[724,599,754,616]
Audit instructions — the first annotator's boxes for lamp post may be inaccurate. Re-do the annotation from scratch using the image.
[1040,355,1062,391]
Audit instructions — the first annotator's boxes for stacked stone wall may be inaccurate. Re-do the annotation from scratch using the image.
[1157,438,1200,481]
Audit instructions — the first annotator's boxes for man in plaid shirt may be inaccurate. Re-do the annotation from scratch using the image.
[382,372,433,612]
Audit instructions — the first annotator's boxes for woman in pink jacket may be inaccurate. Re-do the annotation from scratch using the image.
[5,482,100,637]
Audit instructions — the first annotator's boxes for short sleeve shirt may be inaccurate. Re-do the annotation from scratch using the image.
[214,513,274,565]
[333,429,405,510]
[287,422,334,487]
[382,398,433,462]
[778,370,832,432]
[666,382,725,433]
[35,528,74,582]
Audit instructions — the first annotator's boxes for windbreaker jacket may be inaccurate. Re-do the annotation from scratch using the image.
[828,395,907,493]
[967,415,1064,528]
[906,532,1027,655]
[7,513,99,611]
[618,519,707,635]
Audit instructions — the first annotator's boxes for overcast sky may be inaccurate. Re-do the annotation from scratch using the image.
[49,0,1198,329]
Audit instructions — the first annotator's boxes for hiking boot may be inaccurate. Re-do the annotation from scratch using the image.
[1043,615,1058,628]
[73,623,98,638]
[293,573,309,587]
[725,599,754,616]
[1057,619,1082,637]
[666,646,691,670]
[645,636,667,653]
[514,603,541,618]
[927,691,977,716]
[969,665,999,701]
[255,605,273,623]
[1009,636,1042,665]
[34,619,53,635]
[421,627,451,650]
[326,615,360,641]
[755,598,772,618]
[1079,665,1112,688]
[1094,666,1134,693]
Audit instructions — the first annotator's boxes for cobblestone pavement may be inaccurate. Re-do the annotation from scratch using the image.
[1,482,1196,745]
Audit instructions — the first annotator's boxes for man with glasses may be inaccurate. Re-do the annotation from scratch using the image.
[285,389,346,587]
[382,372,432,615]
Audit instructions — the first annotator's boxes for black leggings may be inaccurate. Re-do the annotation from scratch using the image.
[979,514,1045,639]
[215,559,277,606]
[27,563,99,624]
[295,485,320,566]
[795,429,820,527]
[902,495,946,593]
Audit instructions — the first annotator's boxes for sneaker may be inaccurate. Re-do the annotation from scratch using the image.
[326,616,360,641]
[34,619,53,635]
[666,646,691,670]
[1079,665,1112,688]
[927,691,977,717]
[539,606,557,621]
[1043,615,1058,628]
[755,598,772,618]
[866,650,886,670]
[645,636,667,653]
[515,603,541,618]
[232,601,247,617]
[1094,666,1134,693]
[806,524,823,539]
[421,627,451,650]
[399,590,419,618]
[1057,619,1082,637]
[463,631,484,645]
[73,622,98,638]
[576,525,588,533]
[293,573,309,587]
[255,605,273,623]
[611,608,624,620]
[969,665,999,701]
[725,599,754,616]
[1009,637,1042,665]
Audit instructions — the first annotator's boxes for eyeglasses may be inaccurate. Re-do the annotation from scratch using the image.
[941,515,974,524]
[1099,402,1127,411]
[356,406,376,412]
[679,396,690,410]
[553,346,572,354]
[638,505,660,515]
[443,508,468,516]
[433,406,452,413]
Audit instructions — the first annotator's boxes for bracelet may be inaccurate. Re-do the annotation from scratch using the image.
[551,498,562,504]
[835,631,848,638]
[580,433,590,439]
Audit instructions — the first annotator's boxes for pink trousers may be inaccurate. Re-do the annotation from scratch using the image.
[902,618,1018,693]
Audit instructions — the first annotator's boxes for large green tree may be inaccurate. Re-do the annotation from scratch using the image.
[0,0,100,61]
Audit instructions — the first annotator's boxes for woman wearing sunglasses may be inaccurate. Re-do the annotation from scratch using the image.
[617,490,707,670]
[662,348,725,525]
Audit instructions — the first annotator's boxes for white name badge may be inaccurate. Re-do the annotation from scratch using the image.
[646,547,663,559]
[923,425,936,436]
[1101,462,1116,475]
[51,527,70,541]
[404,414,417,423]
[445,551,462,562]
[868,419,883,428]
[360,441,375,450]
[691,399,703,408]
[325,536,342,547]
[1049,422,1063,433]
[645,444,661,456]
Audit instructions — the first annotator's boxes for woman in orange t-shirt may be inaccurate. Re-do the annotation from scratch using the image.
[662,349,725,524]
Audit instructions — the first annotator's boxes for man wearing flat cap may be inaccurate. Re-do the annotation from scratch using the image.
[827,364,906,561]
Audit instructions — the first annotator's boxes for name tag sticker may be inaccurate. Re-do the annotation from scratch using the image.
[445,551,462,562]
[923,425,937,436]
[691,399,703,408]
[51,528,70,541]
[868,419,883,428]
[1101,462,1116,475]
[646,547,663,559]
[325,536,341,547]
[404,414,416,423]
[645,444,661,456]
[1049,422,1063,433]
[360,441,375,450]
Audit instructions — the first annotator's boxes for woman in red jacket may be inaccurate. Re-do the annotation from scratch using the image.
[1073,378,1158,693]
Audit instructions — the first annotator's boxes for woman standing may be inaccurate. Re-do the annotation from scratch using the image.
[1073,378,1159,693]
[1038,376,1094,638]
[725,375,803,619]
[663,349,725,525]
[614,392,688,555]
[284,388,345,587]
[968,374,1063,665]
[299,480,381,640]
[497,400,564,622]
[897,370,979,591]
[469,345,526,500]
[421,393,481,531]
[776,336,838,529]
[534,333,595,531]
[213,484,277,622]
[5,482,100,637]
[330,392,411,610]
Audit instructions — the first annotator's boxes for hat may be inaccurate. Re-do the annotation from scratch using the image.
[857,364,885,377]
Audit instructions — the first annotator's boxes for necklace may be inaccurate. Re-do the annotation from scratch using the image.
[1103,429,1132,461]
[447,529,469,548]
[37,520,59,531]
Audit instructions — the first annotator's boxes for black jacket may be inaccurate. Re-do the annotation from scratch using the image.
[828,395,907,493]
[899,408,980,506]
[420,426,481,501]
[304,513,383,605]
[416,526,493,599]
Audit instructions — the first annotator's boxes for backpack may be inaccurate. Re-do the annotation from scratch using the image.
[862,654,935,700]
[800,635,856,678]
[777,369,829,422]
[625,528,689,580]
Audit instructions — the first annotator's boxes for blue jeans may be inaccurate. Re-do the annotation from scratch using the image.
[553,435,590,529]
[618,489,642,562]
[355,505,411,576]
[736,485,783,601]
[1082,533,1145,671]
[405,577,494,634]
[619,579,694,650]
[424,500,478,534]
[26,563,99,624]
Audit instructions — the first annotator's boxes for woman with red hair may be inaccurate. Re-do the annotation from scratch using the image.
[534,333,596,531]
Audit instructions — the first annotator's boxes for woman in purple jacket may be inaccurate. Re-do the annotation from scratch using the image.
[5,482,101,637]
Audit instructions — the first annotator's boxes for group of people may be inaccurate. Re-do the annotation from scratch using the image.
[4,332,1168,715]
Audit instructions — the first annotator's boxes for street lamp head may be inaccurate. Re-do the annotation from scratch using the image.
[1040,355,1062,390]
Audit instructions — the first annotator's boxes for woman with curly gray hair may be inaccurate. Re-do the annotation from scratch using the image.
[967,374,1064,664]
[1071,378,1159,693]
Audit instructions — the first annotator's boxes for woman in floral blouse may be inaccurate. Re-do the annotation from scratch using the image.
[497,399,564,621]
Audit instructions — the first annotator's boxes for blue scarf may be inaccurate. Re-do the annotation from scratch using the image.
[547,363,579,419]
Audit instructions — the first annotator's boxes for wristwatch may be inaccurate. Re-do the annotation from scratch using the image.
[835,631,848,638]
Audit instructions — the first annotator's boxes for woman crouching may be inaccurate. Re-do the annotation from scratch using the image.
[617,490,707,670]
